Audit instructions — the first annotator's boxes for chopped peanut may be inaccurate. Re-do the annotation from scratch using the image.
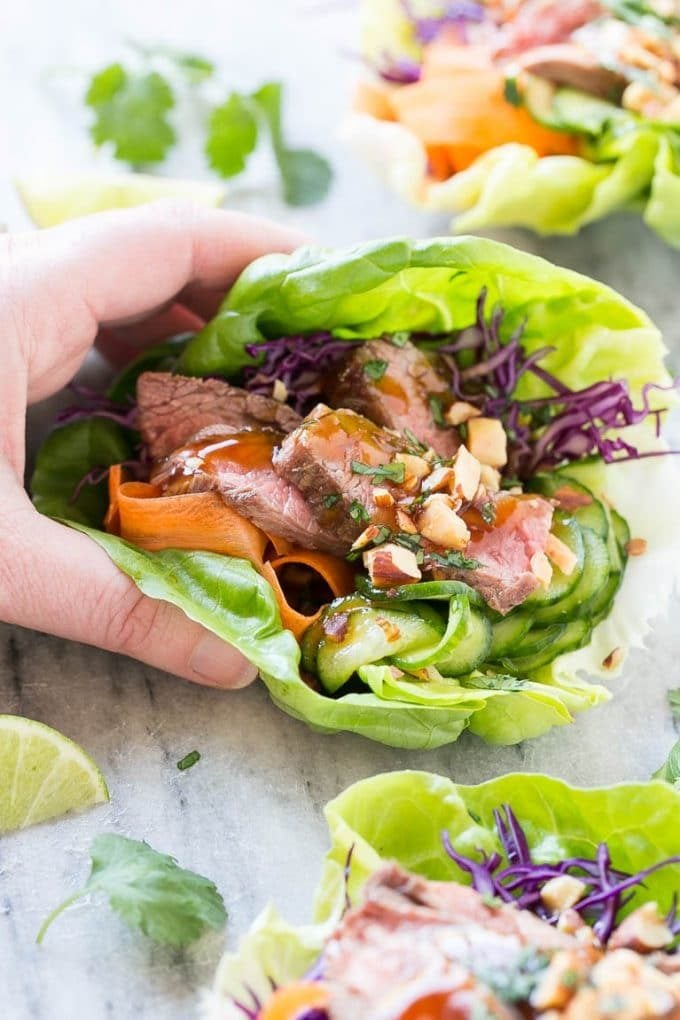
[363,543,422,588]
[479,464,501,492]
[395,453,431,492]
[530,951,585,1011]
[272,379,288,403]
[466,417,508,468]
[451,445,482,501]
[540,875,587,914]
[608,903,674,953]
[627,537,648,556]
[531,550,553,589]
[557,909,587,936]
[396,508,418,534]
[445,400,482,426]
[418,494,470,550]
[602,647,624,671]
[376,616,402,643]
[373,487,395,508]
[422,465,456,494]
[546,533,578,576]
[350,525,384,552]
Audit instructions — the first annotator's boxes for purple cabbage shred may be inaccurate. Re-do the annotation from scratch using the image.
[400,0,485,44]
[243,333,362,415]
[56,382,137,430]
[443,805,680,944]
[436,289,679,478]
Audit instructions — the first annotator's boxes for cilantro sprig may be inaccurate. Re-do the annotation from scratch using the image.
[82,49,332,205]
[350,459,406,484]
[37,834,226,947]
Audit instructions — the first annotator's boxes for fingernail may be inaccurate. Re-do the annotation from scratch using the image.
[189,632,258,689]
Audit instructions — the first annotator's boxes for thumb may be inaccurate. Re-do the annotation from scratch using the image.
[0,489,258,690]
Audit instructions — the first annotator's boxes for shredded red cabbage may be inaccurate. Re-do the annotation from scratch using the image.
[400,0,485,44]
[443,805,680,944]
[243,333,361,414]
[56,382,137,429]
[437,290,678,478]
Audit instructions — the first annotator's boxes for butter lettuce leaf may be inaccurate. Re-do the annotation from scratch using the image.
[208,771,680,1019]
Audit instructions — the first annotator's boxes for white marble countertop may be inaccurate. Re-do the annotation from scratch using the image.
[2,2,680,1018]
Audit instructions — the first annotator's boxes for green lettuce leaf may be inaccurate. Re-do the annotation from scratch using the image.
[32,236,677,749]
[70,526,300,684]
[351,0,680,246]
[31,419,133,527]
[208,771,680,1018]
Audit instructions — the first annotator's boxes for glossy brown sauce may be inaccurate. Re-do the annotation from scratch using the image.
[462,493,531,539]
[160,428,281,489]
[373,370,408,411]
[311,408,402,464]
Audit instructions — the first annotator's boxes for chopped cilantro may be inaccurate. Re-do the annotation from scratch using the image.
[504,76,521,107]
[481,893,503,909]
[362,359,388,382]
[428,550,480,570]
[177,750,201,771]
[481,501,496,525]
[428,395,446,428]
[669,688,680,730]
[403,428,428,454]
[348,501,370,523]
[392,532,422,552]
[85,64,176,166]
[390,331,410,348]
[350,460,406,484]
[323,493,340,509]
[205,92,258,177]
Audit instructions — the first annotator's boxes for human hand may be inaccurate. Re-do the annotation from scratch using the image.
[0,201,305,689]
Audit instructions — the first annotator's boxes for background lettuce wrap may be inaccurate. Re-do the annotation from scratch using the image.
[348,0,680,246]
[208,769,680,1019]
[32,236,680,749]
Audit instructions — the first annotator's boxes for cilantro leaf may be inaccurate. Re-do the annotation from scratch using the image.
[653,738,680,787]
[350,459,406,484]
[37,835,226,947]
[205,92,258,178]
[253,82,332,206]
[429,550,480,570]
[363,359,388,381]
[669,688,680,730]
[85,64,176,165]
[177,750,201,771]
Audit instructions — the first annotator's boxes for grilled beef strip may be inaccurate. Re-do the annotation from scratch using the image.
[324,338,460,459]
[136,371,301,461]
[151,425,345,553]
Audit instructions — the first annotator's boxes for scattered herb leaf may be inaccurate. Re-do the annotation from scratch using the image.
[403,428,428,453]
[85,64,176,166]
[392,532,423,552]
[653,737,680,787]
[390,331,410,348]
[37,835,226,947]
[481,501,496,525]
[669,688,680,730]
[428,395,446,428]
[177,750,201,771]
[348,501,370,523]
[350,459,406,484]
[362,359,389,382]
[324,493,340,509]
[205,92,258,178]
[429,550,480,570]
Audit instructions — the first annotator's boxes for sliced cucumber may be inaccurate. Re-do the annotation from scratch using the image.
[551,88,626,135]
[508,623,567,658]
[589,570,623,625]
[392,597,469,671]
[300,615,325,674]
[611,508,631,557]
[500,618,591,676]
[528,473,608,540]
[488,612,532,659]
[517,73,560,128]
[437,609,492,677]
[316,601,444,694]
[533,527,610,624]
[358,577,483,607]
[524,515,584,608]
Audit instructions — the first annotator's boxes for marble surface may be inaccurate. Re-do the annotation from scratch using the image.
[2,2,680,1018]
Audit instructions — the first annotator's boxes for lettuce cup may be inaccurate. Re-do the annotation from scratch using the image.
[33,236,680,749]
[347,0,680,246]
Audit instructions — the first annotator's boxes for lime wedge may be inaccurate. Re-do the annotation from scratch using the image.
[15,172,226,227]
[0,715,109,833]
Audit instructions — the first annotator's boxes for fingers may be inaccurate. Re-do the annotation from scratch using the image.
[0,484,258,690]
[11,201,306,401]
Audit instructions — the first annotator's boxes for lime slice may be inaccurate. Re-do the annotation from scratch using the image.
[15,172,226,227]
[0,715,109,833]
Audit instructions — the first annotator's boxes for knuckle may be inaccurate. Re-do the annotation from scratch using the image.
[99,577,163,659]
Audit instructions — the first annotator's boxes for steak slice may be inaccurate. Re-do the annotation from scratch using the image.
[151,425,343,553]
[433,494,554,614]
[272,404,409,549]
[324,338,459,459]
[320,864,573,1020]
[137,371,301,461]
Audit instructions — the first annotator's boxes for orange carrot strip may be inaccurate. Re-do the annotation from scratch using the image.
[107,470,268,567]
[262,551,355,639]
[259,982,331,1020]
[354,78,397,121]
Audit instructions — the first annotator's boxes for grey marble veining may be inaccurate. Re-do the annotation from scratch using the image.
[2,1,680,1018]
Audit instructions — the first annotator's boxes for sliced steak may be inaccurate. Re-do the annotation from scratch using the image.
[432,494,554,614]
[272,404,409,548]
[513,44,626,99]
[137,371,301,460]
[499,0,604,54]
[324,338,459,458]
[151,425,343,553]
[321,864,573,1020]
